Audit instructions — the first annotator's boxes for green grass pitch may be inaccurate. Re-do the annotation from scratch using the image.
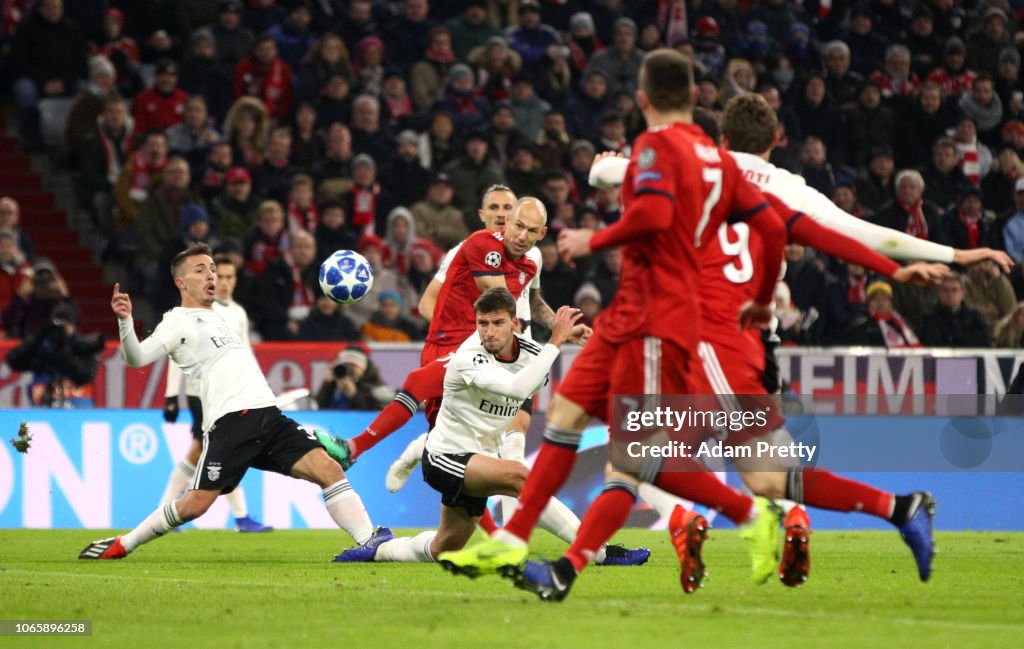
[2,529,1022,649]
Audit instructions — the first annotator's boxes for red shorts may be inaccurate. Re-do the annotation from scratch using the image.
[557,332,695,424]
[420,340,462,428]
[693,338,784,440]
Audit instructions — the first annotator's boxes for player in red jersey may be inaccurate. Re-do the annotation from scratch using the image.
[438,50,789,598]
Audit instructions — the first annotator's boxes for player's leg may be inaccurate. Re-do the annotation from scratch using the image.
[385,431,428,492]
[159,397,205,505]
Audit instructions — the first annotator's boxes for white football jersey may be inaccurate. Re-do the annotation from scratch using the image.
[426,332,557,456]
[435,242,541,336]
[151,307,276,431]
[730,152,955,263]
[166,298,253,399]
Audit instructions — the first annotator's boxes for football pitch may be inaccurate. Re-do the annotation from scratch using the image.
[2,529,1021,649]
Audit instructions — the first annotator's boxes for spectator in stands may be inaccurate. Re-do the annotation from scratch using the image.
[289,102,322,171]
[432,64,491,132]
[179,29,232,121]
[268,1,314,70]
[297,32,353,103]
[935,187,995,250]
[197,142,234,202]
[846,81,896,169]
[869,44,920,101]
[856,145,897,213]
[297,294,360,341]
[844,5,889,77]
[565,69,610,143]
[824,262,871,344]
[994,48,1022,114]
[75,97,133,242]
[386,0,436,72]
[1001,179,1024,262]
[1,257,73,340]
[361,290,424,342]
[1001,120,1024,161]
[253,229,317,340]
[166,96,222,172]
[585,17,643,96]
[242,0,286,36]
[587,247,621,308]
[153,203,217,313]
[0,200,31,263]
[315,346,393,410]
[346,234,417,328]
[871,169,942,241]
[350,94,396,167]
[507,142,544,199]
[485,104,527,168]
[537,237,579,310]
[406,238,442,297]
[284,174,318,235]
[504,1,561,69]
[381,131,431,209]
[89,8,139,63]
[927,37,975,100]
[538,170,577,232]
[960,75,1004,149]
[993,302,1024,348]
[508,75,551,142]
[573,281,602,328]
[119,0,189,63]
[233,33,294,121]
[417,112,458,171]
[380,68,414,128]
[692,17,726,81]
[793,73,847,168]
[137,156,195,271]
[847,280,922,348]
[919,274,992,347]
[894,81,958,170]
[342,154,396,237]
[982,147,1024,216]
[0,231,31,321]
[447,1,500,62]
[211,166,258,238]
[314,200,358,262]
[967,7,1011,76]
[922,137,973,212]
[313,123,354,198]
[353,36,386,97]
[410,173,466,251]
[210,0,254,70]
[65,56,118,155]
[410,27,458,112]
[470,36,521,106]
[443,132,505,232]
[822,40,862,108]
[223,96,270,168]
[565,140,595,204]
[315,72,354,129]
[800,137,837,198]
[132,59,190,134]
[11,0,88,151]
[243,200,290,275]
[904,5,942,78]
[338,0,378,52]
[833,180,871,220]
[252,128,295,203]
[114,130,169,232]
[964,258,1016,328]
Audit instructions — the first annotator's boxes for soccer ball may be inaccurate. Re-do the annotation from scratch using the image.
[319,250,374,304]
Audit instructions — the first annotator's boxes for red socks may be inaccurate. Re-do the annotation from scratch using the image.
[350,400,414,459]
[565,486,635,573]
[479,508,498,535]
[654,468,754,525]
[504,441,578,542]
[801,469,894,519]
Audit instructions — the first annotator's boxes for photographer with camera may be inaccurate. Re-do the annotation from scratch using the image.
[5,303,104,407]
[315,345,395,411]
[2,257,73,339]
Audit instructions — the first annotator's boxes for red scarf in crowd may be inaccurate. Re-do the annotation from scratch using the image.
[287,202,319,234]
[959,209,981,248]
[848,277,867,304]
[658,0,688,45]
[351,183,380,235]
[383,93,413,120]
[425,46,454,63]
[288,257,316,308]
[956,140,981,186]
[901,199,928,240]
[130,151,167,195]
[873,312,922,348]
[100,127,134,184]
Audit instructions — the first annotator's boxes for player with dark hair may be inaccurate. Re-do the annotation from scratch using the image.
[439,49,790,599]
[79,244,381,560]
[333,289,584,564]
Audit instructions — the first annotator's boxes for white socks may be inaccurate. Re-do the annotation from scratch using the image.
[226,485,248,519]
[374,531,437,562]
[160,460,196,504]
[122,501,183,552]
[638,482,686,522]
[323,480,374,544]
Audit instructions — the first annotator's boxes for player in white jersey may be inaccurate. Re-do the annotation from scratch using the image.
[333,288,582,565]
[158,255,271,533]
[79,243,382,560]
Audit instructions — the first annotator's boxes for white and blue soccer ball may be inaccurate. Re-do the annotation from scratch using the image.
[319,250,374,304]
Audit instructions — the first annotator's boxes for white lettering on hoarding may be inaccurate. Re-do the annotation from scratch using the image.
[0,441,13,515]
[22,423,111,528]
[265,360,307,395]
[866,356,924,414]
[118,424,159,464]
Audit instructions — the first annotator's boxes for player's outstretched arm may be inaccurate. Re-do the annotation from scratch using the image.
[529,288,592,345]
[951,248,1014,273]
[892,262,951,285]
[113,282,170,367]
[418,278,442,321]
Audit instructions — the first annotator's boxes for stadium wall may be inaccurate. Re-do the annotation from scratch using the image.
[1,409,1020,531]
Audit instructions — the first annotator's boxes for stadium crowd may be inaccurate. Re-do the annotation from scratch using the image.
[3,0,1024,350]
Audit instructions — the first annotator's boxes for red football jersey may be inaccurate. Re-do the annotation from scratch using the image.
[426,229,538,345]
[589,123,771,351]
